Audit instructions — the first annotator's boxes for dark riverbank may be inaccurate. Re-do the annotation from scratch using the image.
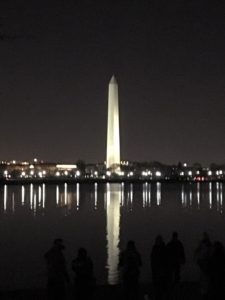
[0,177,224,185]
[0,282,200,300]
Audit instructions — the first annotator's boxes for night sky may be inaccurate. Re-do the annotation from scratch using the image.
[0,0,224,165]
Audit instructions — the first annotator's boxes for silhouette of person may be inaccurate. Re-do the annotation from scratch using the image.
[166,232,185,286]
[72,247,95,300]
[44,238,69,300]
[119,240,142,300]
[151,235,168,300]
[208,241,225,298]
[194,232,212,298]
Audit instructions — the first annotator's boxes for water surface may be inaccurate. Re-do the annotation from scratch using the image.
[0,182,224,289]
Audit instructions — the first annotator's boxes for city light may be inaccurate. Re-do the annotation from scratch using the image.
[155,171,161,177]
[76,170,81,177]
[106,171,111,177]
[56,164,77,170]
[0,159,224,182]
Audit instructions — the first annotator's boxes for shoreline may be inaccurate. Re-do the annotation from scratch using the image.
[0,178,224,185]
[0,282,200,299]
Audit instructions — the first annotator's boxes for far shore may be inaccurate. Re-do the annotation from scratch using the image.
[0,177,224,186]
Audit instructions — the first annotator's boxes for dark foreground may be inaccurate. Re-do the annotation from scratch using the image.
[0,282,201,300]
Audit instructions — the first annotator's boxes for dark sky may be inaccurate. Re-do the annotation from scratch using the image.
[0,0,224,165]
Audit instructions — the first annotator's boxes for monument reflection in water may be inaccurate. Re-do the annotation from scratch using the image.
[106,183,121,284]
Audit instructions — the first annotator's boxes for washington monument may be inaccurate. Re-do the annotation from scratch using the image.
[106,75,120,170]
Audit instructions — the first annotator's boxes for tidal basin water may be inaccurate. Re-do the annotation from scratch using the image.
[0,182,224,289]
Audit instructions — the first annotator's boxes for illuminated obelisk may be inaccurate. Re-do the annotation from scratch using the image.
[106,75,120,171]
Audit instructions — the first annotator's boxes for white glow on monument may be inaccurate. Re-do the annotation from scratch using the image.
[106,76,120,171]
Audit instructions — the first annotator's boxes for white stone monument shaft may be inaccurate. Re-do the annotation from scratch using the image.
[106,75,120,170]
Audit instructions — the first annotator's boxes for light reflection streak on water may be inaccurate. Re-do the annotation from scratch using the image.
[130,184,133,210]
[76,183,80,210]
[220,183,223,213]
[181,185,185,207]
[64,183,68,205]
[56,186,59,205]
[209,183,212,209]
[197,183,200,209]
[34,193,37,215]
[106,183,120,285]
[21,186,25,206]
[148,183,151,207]
[42,184,46,209]
[38,186,42,206]
[181,185,192,208]
[121,182,124,207]
[4,185,7,212]
[12,193,15,213]
[216,182,220,211]
[142,183,147,208]
[189,188,193,207]
[156,182,161,206]
[30,184,33,210]
[94,183,98,209]
[220,183,223,205]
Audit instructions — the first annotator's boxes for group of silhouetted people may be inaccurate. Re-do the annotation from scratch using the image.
[44,232,225,300]
[45,239,95,300]
[150,232,185,300]
[195,232,225,299]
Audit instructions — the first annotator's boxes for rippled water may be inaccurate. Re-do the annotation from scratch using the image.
[0,182,224,289]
